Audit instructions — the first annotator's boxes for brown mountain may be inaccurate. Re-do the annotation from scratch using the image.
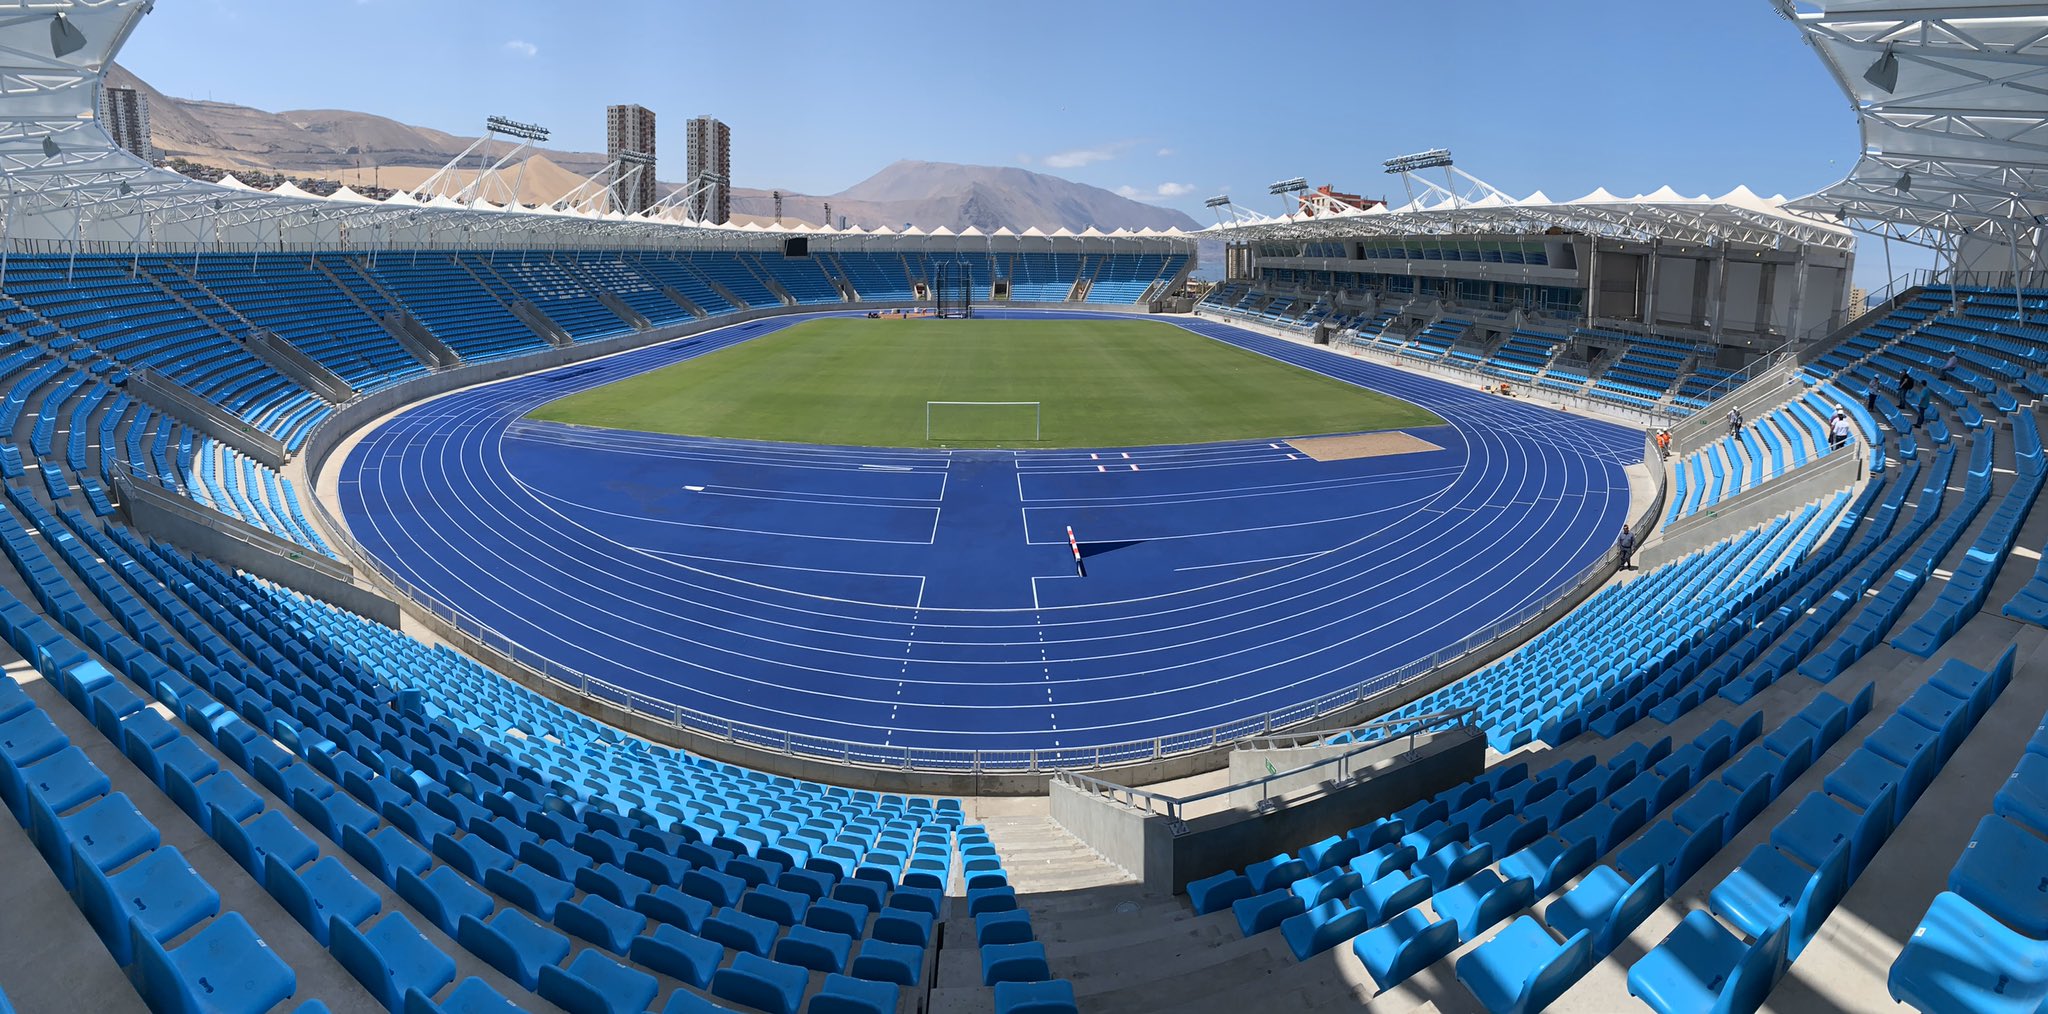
[109,65,1199,233]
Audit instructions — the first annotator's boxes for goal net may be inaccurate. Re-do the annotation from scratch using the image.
[925,401,1041,442]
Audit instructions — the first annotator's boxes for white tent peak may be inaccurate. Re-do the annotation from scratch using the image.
[1572,187,1622,204]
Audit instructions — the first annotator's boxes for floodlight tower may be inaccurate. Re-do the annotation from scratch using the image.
[1382,149,1458,210]
[1268,177,1309,218]
[415,115,551,207]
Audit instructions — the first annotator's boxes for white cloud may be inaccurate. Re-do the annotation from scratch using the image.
[1044,147,1118,169]
[1156,147,1175,157]
[1115,182,1198,203]
[503,39,538,58]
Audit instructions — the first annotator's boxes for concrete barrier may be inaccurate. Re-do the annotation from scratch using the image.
[1643,442,1864,569]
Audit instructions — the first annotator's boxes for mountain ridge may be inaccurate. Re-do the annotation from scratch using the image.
[111,65,1199,233]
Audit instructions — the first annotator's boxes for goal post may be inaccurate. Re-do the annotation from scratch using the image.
[925,401,1041,442]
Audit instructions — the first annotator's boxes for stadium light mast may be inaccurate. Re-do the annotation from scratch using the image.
[416,115,552,208]
[1268,177,1309,218]
[1383,149,1459,210]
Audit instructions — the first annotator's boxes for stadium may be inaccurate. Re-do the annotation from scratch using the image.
[0,1,2042,1013]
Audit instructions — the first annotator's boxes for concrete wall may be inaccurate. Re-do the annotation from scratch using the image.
[1050,728,1484,892]
[1643,444,1864,569]
[116,478,399,627]
[1668,358,1803,456]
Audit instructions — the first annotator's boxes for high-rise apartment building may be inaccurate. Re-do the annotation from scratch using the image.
[605,104,656,215]
[100,85,152,160]
[685,115,731,224]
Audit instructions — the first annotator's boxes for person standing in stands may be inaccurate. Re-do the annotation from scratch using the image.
[1616,525,1637,571]
[1830,409,1853,451]
[1655,429,1672,458]
[1727,406,1743,437]
[1865,387,1879,413]
[1943,351,1958,375]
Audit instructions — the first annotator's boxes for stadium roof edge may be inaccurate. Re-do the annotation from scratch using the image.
[1776,0,2048,249]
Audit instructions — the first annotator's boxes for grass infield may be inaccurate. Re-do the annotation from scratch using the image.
[527,317,1443,448]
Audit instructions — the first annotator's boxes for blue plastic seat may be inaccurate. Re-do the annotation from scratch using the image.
[75,845,220,965]
[1772,789,1891,877]
[1352,907,1459,990]
[44,791,159,889]
[966,884,1016,916]
[628,923,723,988]
[849,937,923,986]
[1544,864,1664,958]
[1187,870,1253,915]
[1349,842,1416,883]
[1232,886,1305,936]
[1500,835,1596,896]
[455,908,570,991]
[873,905,934,947]
[1290,865,1362,907]
[484,864,576,922]
[1950,814,2048,938]
[711,951,810,1014]
[1300,833,1360,874]
[266,853,380,947]
[771,922,853,973]
[1615,818,1721,893]
[809,972,899,1014]
[993,979,1079,1014]
[1889,892,2048,1014]
[1457,917,1595,1014]
[982,940,1051,984]
[703,906,779,957]
[213,807,316,881]
[976,908,1035,947]
[1996,752,2048,837]
[1280,898,1370,960]
[407,977,522,1014]
[557,892,649,955]
[132,911,296,1014]
[332,911,458,1013]
[742,883,810,928]
[1244,852,1309,893]
[536,947,660,1014]
[804,896,869,938]
[1628,911,1785,1014]
[1433,869,1535,943]
[1415,840,1492,891]
[396,865,494,937]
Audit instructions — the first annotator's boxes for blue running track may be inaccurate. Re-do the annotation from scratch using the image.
[338,311,1642,759]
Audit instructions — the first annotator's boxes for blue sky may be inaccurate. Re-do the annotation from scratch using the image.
[120,0,1926,287]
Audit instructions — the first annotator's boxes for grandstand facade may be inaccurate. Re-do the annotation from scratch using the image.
[0,2,2041,1014]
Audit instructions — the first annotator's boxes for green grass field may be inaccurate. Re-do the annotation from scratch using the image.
[527,317,1443,448]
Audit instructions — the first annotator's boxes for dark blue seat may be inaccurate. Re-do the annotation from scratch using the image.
[332,911,458,1012]
[44,791,158,889]
[966,884,1015,916]
[455,908,570,990]
[1888,891,2048,1014]
[433,833,513,882]
[809,972,899,1014]
[804,896,869,938]
[976,908,1035,947]
[396,865,494,937]
[703,906,779,957]
[16,746,107,825]
[1628,911,1785,1014]
[741,883,810,928]
[344,824,432,886]
[266,853,380,947]
[711,951,810,1014]
[848,937,923,986]
[629,922,723,988]
[574,863,652,908]
[633,883,712,935]
[405,976,522,1014]
[773,922,853,973]
[484,864,576,922]
[556,893,648,955]
[982,940,1051,984]
[75,844,219,965]
[1457,917,1595,1014]
[535,948,660,1014]
[132,911,296,1014]
[993,979,1079,1014]
[213,807,315,881]
[873,906,934,947]
[682,867,746,908]
[1996,752,2048,837]
[1352,907,1458,990]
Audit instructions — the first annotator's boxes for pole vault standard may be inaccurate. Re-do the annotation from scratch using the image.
[1067,526,1085,577]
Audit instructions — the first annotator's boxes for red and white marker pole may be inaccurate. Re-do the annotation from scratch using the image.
[1067,525,1085,577]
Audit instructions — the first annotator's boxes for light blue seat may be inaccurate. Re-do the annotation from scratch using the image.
[1352,907,1459,990]
[132,911,296,1014]
[1949,814,2048,938]
[1280,898,1370,960]
[213,807,315,881]
[712,951,810,1014]
[1615,818,1721,894]
[1627,911,1785,1014]
[536,948,660,1014]
[1500,835,1595,896]
[1348,842,1416,883]
[332,912,459,1011]
[266,853,380,947]
[1244,852,1309,893]
[1889,891,2048,1014]
[1544,864,1663,958]
[1456,917,1595,1014]
[1186,870,1252,915]
[1432,869,1535,943]
[1232,887,1305,936]
[1415,840,1492,891]
[1299,833,1360,874]
[1352,868,1430,926]
[1290,866,1362,907]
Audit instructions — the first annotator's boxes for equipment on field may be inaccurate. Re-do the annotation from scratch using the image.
[934,259,974,319]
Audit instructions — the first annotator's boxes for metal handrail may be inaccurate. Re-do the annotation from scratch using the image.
[1052,706,1479,821]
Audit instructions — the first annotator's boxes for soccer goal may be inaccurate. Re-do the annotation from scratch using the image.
[925,401,1041,442]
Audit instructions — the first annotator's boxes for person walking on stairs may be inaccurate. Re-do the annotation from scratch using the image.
[1616,525,1637,571]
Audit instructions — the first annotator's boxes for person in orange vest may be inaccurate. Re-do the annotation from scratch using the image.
[1655,429,1672,457]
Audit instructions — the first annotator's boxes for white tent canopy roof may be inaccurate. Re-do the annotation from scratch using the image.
[1778,0,2048,243]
